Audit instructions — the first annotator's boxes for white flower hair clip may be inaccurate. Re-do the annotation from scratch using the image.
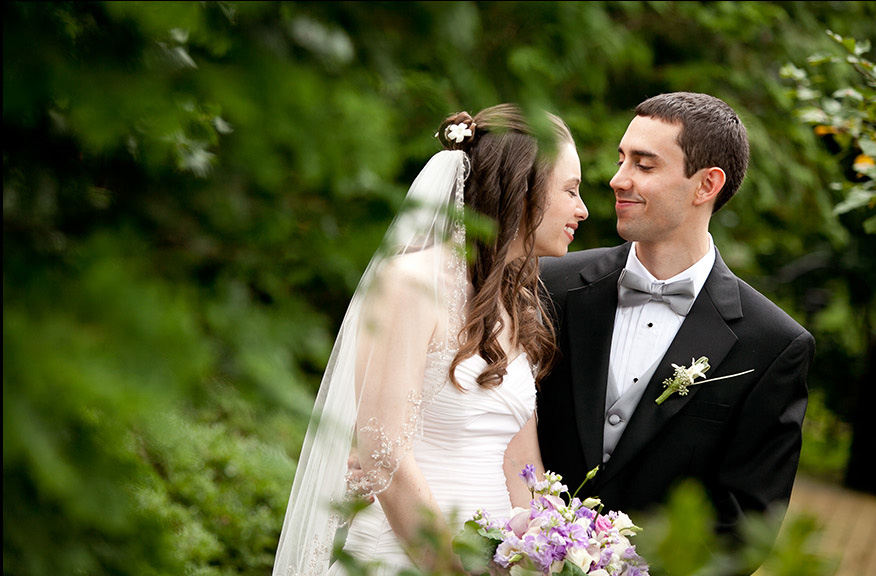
[444,122,473,144]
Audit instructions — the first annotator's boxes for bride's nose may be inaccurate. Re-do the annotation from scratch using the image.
[576,197,589,221]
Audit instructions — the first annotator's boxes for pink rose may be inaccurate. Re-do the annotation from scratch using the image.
[594,514,613,534]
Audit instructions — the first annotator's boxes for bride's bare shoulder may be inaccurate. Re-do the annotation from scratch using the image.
[375,246,458,293]
[359,248,452,336]
[364,246,466,347]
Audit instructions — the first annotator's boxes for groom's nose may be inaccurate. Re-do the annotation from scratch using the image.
[609,164,631,193]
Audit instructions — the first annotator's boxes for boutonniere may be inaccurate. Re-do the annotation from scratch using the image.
[655,356,754,405]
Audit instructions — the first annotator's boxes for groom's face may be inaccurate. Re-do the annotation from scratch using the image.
[609,116,701,245]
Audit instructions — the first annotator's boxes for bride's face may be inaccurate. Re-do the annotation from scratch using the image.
[531,142,587,258]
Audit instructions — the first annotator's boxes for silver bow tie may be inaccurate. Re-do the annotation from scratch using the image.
[617,269,696,316]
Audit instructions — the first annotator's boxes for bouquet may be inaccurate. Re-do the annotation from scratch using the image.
[453,466,649,576]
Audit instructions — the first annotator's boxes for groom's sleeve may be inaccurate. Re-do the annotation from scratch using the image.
[713,328,815,534]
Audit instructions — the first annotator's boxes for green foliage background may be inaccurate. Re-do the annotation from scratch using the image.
[3,2,875,575]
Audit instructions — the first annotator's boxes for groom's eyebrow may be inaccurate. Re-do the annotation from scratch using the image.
[619,146,658,160]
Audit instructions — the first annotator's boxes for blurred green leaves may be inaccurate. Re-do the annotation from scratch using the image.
[4,1,876,574]
[3,232,209,575]
[781,30,876,233]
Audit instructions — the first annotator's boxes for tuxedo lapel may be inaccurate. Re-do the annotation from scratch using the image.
[564,245,629,473]
[593,250,742,490]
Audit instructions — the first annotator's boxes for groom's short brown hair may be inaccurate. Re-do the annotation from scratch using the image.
[636,92,750,213]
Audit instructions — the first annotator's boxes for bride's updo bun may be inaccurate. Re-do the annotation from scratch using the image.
[437,111,478,151]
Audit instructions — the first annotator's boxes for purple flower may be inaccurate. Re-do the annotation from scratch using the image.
[522,534,554,572]
[494,533,525,568]
[519,464,538,491]
[472,508,499,531]
[596,546,615,570]
[465,465,649,575]
[545,527,568,551]
[566,522,588,546]
[576,505,597,522]
[622,545,649,568]
[626,564,651,576]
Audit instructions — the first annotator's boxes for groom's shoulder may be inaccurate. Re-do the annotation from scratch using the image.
[538,245,624,274]
[541,244,626,280]
[731,274,813,342]
[736,276,803,330]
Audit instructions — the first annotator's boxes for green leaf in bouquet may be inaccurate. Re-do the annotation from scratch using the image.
[451,520,502,573]
[551,560,588,576]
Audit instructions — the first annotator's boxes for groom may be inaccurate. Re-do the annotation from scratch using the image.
[536,92,815,551]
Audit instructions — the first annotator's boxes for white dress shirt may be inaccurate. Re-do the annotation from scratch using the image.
[609,237,716,397]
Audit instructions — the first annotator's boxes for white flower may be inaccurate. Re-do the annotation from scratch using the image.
[610,535,634,558]
[684,357,710,380]
[612,511,642,536]
[566,545,598,569]
[445,122,472,143]
[582,497,602,509]
[604,548,627,574]
[656,356,709,405]
[455,465,650,575]
[656,355,754,405]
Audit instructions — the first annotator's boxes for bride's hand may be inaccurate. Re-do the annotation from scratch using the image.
[345,450,375,503]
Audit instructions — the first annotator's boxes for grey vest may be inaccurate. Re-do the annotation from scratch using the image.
[602,357,662,463]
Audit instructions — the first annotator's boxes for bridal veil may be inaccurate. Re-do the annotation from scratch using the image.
[272,149,470,575]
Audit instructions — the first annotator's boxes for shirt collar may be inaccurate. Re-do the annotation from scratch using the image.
[625,234,716,298]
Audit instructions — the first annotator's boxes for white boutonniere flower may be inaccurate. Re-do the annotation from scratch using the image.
[655,356,754,405]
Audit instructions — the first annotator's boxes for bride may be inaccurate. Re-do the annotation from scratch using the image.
[272,104,588,575]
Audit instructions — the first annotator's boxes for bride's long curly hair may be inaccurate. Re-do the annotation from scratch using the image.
[436,103,572,390]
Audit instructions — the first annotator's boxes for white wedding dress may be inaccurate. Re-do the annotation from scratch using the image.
[329,350,537,574]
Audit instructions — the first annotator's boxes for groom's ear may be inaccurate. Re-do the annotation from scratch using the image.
[692,167,725,207]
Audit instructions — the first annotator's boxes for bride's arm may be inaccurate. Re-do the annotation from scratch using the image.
[354,258,456,569]
[503,414,545,508]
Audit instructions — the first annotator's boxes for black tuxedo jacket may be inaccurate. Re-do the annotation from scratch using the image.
[537,243,815,533]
